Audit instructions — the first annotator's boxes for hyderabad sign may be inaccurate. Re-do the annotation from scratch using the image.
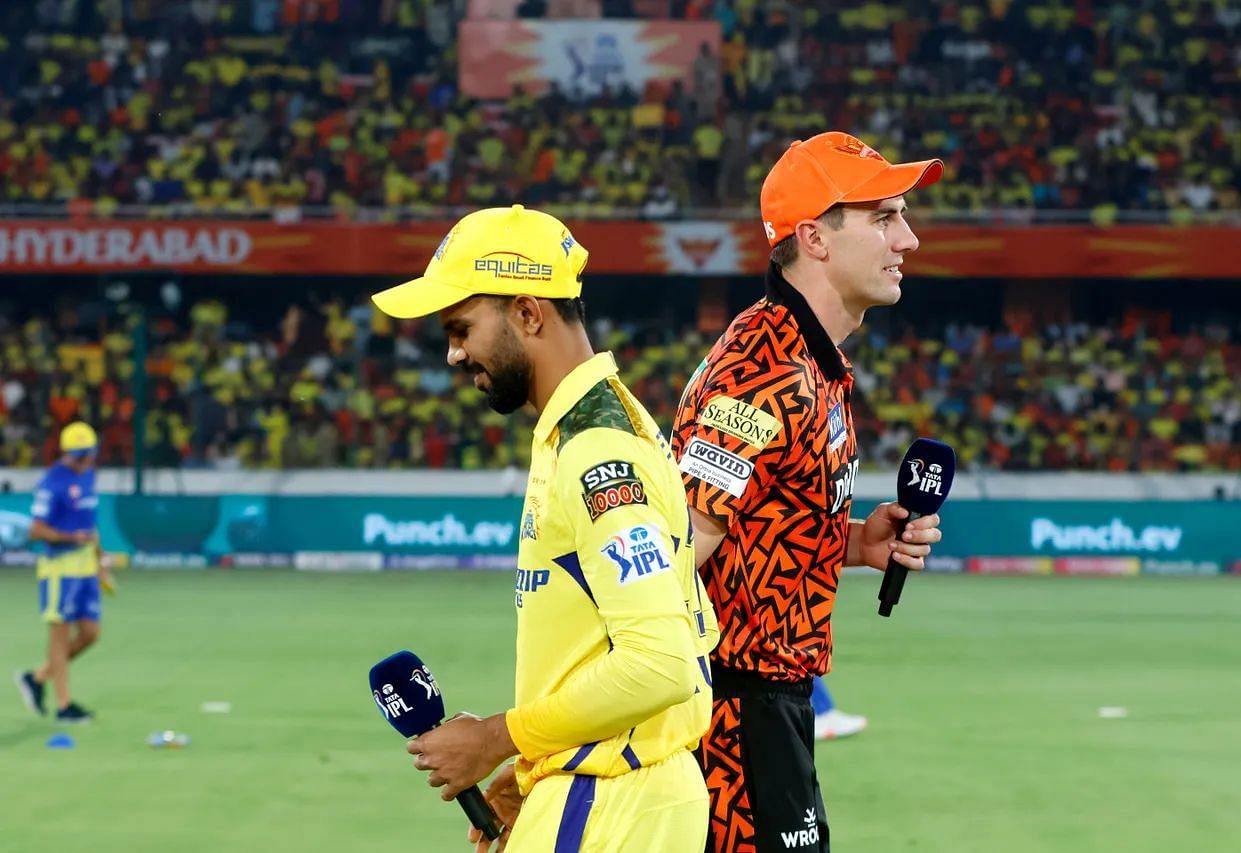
[0,225,252,268]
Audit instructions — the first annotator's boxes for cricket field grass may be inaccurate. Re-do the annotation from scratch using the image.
[2,570,1238,852]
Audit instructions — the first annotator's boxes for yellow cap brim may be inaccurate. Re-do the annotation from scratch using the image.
[371,277,479,319]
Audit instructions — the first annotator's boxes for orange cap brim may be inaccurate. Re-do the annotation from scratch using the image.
[839,159,944,204]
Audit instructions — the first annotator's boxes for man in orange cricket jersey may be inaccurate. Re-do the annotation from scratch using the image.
[674,132,948,853]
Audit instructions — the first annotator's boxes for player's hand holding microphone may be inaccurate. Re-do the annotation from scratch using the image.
[368,651,508,844]
[875,438,955,617]
[853,440,953,577]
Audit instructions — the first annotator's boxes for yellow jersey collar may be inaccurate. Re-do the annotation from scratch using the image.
[533,352,619,445]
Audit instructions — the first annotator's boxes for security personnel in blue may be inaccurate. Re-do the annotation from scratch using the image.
[371,205,720,853]
[13,421,113,723]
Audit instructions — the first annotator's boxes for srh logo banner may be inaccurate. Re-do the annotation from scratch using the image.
[655,222,743,274]
[458,20,721,98]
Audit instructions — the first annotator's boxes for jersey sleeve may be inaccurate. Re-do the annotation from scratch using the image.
[505,429,700,760]
[673,345,810,527]
[30,474,56,522]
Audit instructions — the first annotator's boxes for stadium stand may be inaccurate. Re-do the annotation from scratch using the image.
[1,1,1238,220]
[1,287,1236,472]
[2,1,1236,473]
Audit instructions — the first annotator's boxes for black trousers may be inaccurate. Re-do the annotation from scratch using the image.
[699,665,830,853]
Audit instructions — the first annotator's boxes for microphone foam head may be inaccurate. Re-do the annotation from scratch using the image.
[896,439,955,515]
[369,650,445,738]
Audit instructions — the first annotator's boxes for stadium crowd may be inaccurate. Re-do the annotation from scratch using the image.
[1,291,1237,473]
[1,0,1238,220]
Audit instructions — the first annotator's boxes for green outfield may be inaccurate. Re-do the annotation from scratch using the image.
[1,569,1238,853]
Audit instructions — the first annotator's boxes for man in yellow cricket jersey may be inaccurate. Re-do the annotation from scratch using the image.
[371,205,719,853]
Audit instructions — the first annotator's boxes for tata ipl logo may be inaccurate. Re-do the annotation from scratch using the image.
[906,459,944,495]
[374,682,413,720]
[600,525,671,585]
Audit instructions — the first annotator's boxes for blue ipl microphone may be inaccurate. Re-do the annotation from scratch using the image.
[369,650,503,841]
[878,439,956,617]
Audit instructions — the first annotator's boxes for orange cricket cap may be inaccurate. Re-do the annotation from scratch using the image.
[759,131,944,246]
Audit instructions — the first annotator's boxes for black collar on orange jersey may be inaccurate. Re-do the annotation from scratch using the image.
[763,262,848,381]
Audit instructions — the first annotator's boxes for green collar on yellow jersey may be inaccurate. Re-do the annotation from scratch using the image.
[533,352,620,446]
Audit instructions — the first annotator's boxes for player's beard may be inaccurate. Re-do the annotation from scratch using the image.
[480,323,533,415]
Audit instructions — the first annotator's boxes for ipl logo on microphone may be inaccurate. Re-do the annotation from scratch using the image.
[906,459,945,495]
[374,683,414,720]
[410,666,441,701]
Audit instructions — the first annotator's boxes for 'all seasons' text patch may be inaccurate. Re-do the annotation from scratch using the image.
[701,395,782,449]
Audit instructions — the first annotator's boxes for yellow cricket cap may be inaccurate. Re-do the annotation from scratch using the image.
[60,421,98,453]
[371,205,590,319]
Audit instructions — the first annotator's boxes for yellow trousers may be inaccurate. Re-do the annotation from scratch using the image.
[507,749,707,852]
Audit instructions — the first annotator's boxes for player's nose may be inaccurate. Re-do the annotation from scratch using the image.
[894,217,920,254]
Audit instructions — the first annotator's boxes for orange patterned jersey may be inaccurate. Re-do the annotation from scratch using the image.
[673,264,859,683]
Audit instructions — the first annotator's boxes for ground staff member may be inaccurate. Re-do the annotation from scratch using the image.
[673,133,947,853]
[370,205,719,852]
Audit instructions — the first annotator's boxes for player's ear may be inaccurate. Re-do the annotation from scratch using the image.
[794,219,830,263]
[511,295,546,336]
